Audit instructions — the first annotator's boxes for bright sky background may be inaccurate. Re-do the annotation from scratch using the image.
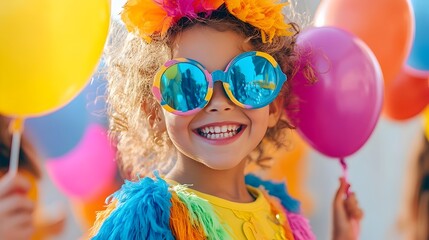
[111,0,126,19]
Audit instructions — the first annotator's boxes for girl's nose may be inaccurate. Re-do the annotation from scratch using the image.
[205,82,235,113]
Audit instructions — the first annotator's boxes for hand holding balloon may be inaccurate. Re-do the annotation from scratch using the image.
[0,174,35,240]
[332,178,363,240]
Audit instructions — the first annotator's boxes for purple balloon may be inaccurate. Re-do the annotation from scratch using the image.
[291,27,383,158]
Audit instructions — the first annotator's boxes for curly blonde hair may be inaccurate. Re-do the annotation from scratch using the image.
[104,5,314,179]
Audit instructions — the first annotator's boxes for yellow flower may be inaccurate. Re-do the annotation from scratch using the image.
[225,0,293,42]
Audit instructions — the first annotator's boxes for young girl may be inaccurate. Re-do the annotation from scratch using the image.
[90,0,363,239]
[0,115,66,240]
[398,133,429,240]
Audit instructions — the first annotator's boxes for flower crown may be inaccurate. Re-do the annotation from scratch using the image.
[121,0,294,43]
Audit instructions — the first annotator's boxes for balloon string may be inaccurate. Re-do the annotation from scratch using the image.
[340,158,359,239]
[339,157,350,197]
[8,118,24,177]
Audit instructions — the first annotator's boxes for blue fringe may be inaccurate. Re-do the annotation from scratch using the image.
[245,174,301,213]
[92,173,174,240]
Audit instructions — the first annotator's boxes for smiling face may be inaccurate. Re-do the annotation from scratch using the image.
[161,25,279,171]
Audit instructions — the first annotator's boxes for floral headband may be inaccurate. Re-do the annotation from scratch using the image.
[121,0,294,43]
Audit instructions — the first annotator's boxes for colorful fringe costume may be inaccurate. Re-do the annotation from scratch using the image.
[90,173,315,239]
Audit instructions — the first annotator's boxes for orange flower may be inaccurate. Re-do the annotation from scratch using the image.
[121,0,173,42]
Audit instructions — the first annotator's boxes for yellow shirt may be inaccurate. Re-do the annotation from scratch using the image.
[188,186,292,240]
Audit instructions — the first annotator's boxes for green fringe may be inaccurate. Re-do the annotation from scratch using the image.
[173,185,232,240]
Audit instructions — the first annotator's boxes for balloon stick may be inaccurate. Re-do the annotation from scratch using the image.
[339,157,350,197]
[8,118,24,177]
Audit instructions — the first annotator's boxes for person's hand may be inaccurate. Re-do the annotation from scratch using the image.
[34,202,67,238]
[332,177,364,240]
[0,173,35,240]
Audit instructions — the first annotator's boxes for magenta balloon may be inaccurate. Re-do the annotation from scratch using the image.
[292,27,383,158]
[46,124,116,199]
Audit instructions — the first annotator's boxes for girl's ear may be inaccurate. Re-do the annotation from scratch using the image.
[153,109,167,132]
[268,97,284,127]
[143,102,166,132]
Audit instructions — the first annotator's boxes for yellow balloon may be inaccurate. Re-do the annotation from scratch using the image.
[0,0,110,117]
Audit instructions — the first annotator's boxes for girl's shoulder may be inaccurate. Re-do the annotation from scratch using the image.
[90,174,175,239]
[90,174,229,240]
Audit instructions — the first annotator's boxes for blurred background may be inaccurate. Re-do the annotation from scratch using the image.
[17,0,428,239]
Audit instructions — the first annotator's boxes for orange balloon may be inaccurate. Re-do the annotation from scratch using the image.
[424,107,429,141]
[245,132,313,213]
[266,133,312,211]
[71,180,121,231]
[384,68,429,120]
[314,0,414,87]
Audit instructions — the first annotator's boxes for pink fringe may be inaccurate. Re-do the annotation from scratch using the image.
[286,212,316,240]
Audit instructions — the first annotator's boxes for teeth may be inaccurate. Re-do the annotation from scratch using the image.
[214,126,220,133]
[197,124,242,139]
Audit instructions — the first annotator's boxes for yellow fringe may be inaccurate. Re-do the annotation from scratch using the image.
[169,192,206,240]
[88,199,118,238]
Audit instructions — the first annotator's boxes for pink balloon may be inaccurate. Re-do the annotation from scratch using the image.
[290,27,383,158]
[46,124,116,199]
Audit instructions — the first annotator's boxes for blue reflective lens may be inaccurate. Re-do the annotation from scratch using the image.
[159,63,208,112]
[228,55,278,107]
